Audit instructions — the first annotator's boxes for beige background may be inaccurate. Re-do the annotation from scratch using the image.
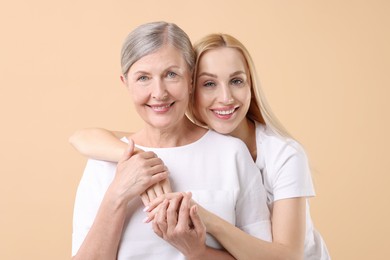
[0,0,389,259]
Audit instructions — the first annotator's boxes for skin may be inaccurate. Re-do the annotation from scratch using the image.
[194,47,258,159]
[123,44,193,139]
[73,140,168,260]
[70,46,307,260]
[72,44,233,259]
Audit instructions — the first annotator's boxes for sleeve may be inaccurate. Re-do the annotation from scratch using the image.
[234,142,272,242]
[269,139,316,201]
[71,159,116,256]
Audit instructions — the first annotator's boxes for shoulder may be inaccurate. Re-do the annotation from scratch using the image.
[256,123,307,161]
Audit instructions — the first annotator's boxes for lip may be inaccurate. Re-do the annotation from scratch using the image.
[210,106,239,119]
[147,102,175,112]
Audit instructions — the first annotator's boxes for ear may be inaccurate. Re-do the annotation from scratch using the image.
[120,75,129,89]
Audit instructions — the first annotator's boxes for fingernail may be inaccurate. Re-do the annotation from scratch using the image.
[142,217,149,223]
[143,206,150,212]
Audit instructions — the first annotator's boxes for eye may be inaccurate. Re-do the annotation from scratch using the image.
[167,71,177,78]
[137,75,149,82]
[203,81,216,87]
[231,78,243,86]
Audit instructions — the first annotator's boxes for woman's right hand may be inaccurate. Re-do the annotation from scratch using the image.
[108,139,169,203]
[152,192,207,259]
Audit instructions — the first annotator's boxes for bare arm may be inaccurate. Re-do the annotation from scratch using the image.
[72,186,128,260]
[147,195,304,260]
[199,197,306,260]
[69,128,128,162]
[69,127,173,206]
[152,193,235,260]
[72,140,169,259]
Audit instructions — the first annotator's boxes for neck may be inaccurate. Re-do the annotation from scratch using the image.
[134,117,206,148]
[231,118,257,161]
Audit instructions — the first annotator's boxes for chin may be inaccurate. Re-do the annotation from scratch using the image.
[209,125,234,135]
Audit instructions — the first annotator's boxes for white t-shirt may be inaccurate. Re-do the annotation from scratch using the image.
[255,122,330,259]
[72,130,271,259]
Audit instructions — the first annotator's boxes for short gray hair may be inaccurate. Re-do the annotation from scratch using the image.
[121,21,195,77]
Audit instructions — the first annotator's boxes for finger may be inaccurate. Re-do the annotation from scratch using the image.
[190,205,206,234]
[145,159,166,173]
[144,207,158,223]
[166,195,183,232]
[152,218,163,238]
[177,193,191,228]
[146,195,166,213]
[140,192,150,207]
[152,182,165,198]
[133,146,144,155]
[161,178,172,194]
[147,192,181,212]
[119,138,135,163]
[139,151,159,160]
[148,164,167,176]
[146,186,157,202]
[155,200,169,233]
[149,171,169,187]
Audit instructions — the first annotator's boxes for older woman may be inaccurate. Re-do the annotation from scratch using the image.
[71,22,271,260]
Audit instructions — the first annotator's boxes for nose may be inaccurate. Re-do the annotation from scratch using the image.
[152,79,168,100]
[220,85,234,104]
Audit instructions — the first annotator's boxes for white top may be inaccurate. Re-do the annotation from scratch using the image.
[72,130,272,259]
[255,122,330,259]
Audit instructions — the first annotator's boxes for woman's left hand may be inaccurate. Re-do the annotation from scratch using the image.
[143,192,187,223]
[152,192,207,259]
[140,177,172,206]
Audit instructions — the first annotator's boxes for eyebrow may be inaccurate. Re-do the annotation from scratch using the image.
[197,70,246,78]
[133,65,183,75]
[133,70,150,75]
[197,72,217,78]
[229,71,246,77]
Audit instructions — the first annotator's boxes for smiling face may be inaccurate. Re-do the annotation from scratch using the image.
[194,47,251,135]
[123,44,192,130]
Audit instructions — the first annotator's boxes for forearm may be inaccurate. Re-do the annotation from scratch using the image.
[72,189,128,260]
[69,128,127,162]
[201,208,303,260]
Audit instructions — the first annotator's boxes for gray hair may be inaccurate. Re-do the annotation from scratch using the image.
[121,21,195,77]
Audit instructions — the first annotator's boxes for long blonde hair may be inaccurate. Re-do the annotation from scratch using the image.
[189,33,291,138]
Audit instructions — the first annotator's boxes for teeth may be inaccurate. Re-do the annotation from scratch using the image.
[214,108,235,115]
[152,104,171,111]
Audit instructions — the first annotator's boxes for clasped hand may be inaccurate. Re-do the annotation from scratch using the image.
[112,140,207,258]
[151,192,207,259]
[109,139,169,202]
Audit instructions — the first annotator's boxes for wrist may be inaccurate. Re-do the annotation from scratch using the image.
[105,183,134,211]
[197,206,219,234]
[186,245,207,260]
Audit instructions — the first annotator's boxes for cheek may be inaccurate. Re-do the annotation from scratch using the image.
[237,87,252,106]
[194,90,208,111]
[130,88,148,104]
[192,91,207,121]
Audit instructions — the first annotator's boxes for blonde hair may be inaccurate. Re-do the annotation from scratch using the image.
[189,33,291,138]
